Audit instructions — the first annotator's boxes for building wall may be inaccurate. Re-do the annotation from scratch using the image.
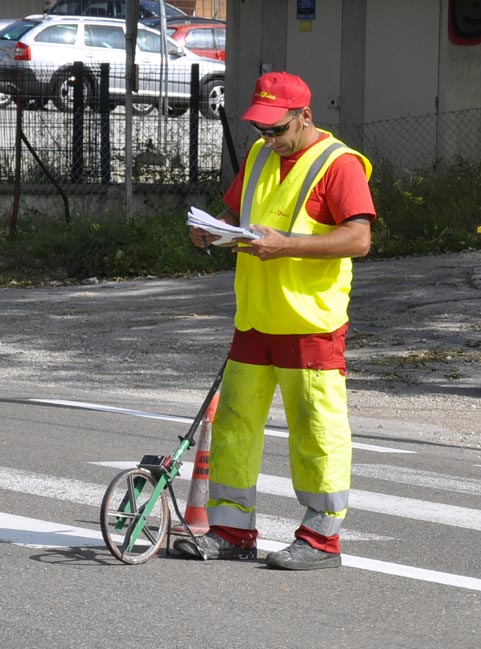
[0,1,45,19]
[172,0,226,19]
[225,0,481,173]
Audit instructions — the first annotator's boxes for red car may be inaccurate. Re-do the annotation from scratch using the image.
[167,20,226,61]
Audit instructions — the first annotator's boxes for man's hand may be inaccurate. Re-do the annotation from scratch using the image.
[189,226,221,248]
[233,225,289,261]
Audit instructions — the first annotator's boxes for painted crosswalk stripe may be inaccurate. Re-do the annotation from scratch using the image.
[352,463,481,495]
[0,466,387,543]
[1,512,480,592]
[28,398,415,454]
[92,461,481,531]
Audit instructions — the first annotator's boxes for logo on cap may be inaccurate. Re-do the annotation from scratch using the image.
[255,91,276,100]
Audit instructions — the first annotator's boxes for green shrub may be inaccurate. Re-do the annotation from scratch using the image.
[370,157,481,255]
[1,157,480,285]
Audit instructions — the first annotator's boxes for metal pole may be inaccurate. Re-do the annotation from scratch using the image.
[157,0,168,159]
[10,95,22,237]
[125,0,140,216]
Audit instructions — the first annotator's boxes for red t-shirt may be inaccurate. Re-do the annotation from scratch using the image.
[224,134,376,226]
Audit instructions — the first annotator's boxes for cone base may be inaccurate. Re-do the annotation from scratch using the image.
[172,523,209,536]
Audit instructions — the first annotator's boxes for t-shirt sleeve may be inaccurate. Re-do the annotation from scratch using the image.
[223,157,248,213]
[322,154,376,224]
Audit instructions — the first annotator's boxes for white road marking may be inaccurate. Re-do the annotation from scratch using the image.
[353,463,481,495]
[92,461,481,531]
[1,512,480,592]
[28,398,415,454]
[0,512,107,548]
[0,466,387,543]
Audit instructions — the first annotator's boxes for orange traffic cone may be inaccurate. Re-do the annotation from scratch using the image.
[172,393,219,536]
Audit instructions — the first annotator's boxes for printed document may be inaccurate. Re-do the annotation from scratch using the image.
[187,206,261,246]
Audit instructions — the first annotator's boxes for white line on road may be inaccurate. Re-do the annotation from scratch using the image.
[0,466,387,543]
[28,398,415,454]
[92,460,481,531]
[353,463,481,495]
[1,512,480,592]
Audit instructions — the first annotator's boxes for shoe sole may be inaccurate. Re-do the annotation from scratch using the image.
[266,554,342,571]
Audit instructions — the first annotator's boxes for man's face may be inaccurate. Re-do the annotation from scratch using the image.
[250,109,305,156]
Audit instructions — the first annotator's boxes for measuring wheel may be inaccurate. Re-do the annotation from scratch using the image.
[100,467,170,564]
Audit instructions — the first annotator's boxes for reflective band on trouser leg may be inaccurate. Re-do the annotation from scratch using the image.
[207,359,277,529]
[278,367,351,535]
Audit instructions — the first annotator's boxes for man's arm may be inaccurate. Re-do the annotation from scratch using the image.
[234,216,372,261]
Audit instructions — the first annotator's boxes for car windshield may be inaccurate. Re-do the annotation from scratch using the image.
[0,19,40,41]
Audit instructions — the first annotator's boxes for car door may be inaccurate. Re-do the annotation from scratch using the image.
[83,22,126,96]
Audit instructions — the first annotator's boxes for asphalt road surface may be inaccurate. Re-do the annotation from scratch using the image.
[0,250,480,649]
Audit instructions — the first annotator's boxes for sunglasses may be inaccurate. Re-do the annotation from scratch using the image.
[250,109,302,138]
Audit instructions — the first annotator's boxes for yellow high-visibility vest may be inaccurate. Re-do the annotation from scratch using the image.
[234,131,372,334]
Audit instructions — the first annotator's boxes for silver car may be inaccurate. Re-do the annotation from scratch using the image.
[0,15,225,118]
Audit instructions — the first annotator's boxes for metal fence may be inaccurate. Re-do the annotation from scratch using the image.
[326,107,481,173]
[1,62,481,204]
[0,62,225,201]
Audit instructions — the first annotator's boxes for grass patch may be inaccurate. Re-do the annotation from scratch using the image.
[370,157,481,256]
[0,208,236,285]
[1,156,480,285]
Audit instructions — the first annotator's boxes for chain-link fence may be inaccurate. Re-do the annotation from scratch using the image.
[0,61,225,203]
[327,107,481,173]
[1,60,481,203]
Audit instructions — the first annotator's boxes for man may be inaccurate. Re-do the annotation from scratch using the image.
[174,71,376,570]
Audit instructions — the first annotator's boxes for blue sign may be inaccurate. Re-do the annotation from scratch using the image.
[297,0,316,20]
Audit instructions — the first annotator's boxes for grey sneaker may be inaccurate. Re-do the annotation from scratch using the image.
[173,530,257,561]
[266,538,341,571]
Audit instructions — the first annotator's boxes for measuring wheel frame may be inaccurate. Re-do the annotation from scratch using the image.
[99,359,227,564]
[100,466,170,564]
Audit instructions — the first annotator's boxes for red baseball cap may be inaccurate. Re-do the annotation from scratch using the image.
[242,71,312,124]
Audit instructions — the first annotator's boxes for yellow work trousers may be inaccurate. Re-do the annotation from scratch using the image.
[207,359,351,536]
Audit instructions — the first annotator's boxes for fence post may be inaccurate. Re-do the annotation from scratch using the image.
[99,63,111,186]
[71,61,84,184]
[189,63,200,185]
[10,95,23,236]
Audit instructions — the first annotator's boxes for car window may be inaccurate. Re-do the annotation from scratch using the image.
[34,24,78,45]
[185,29,214,50]
[137,28,161,53]
[0,20,40,41]
[49,0,81,14]
[50,1,125,18]
[84,24,125,49]
[214,28,226,48]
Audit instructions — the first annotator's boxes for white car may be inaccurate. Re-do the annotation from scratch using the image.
[0,15,225,118]
[0,18,16,107]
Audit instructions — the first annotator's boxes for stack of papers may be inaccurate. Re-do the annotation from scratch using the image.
[187,206,261,246]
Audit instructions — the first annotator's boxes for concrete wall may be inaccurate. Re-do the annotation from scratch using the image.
[0,1,45,19]
[364,0,440,120]
[225,0,481,172]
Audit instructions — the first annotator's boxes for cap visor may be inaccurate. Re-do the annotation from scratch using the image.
[241,104,289,124]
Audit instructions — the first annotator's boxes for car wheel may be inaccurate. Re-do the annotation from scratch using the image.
[51,68,95,113]
[0,92,12,108]
[200,78,224,120]
[132,103,156,116]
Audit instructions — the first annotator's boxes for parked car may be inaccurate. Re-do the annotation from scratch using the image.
[165,20,225,61]
[46,0,187,21]
[0,15,225,119]
[0,18,16,107]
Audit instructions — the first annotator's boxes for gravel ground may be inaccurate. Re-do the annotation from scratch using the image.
[0,250,480,447]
